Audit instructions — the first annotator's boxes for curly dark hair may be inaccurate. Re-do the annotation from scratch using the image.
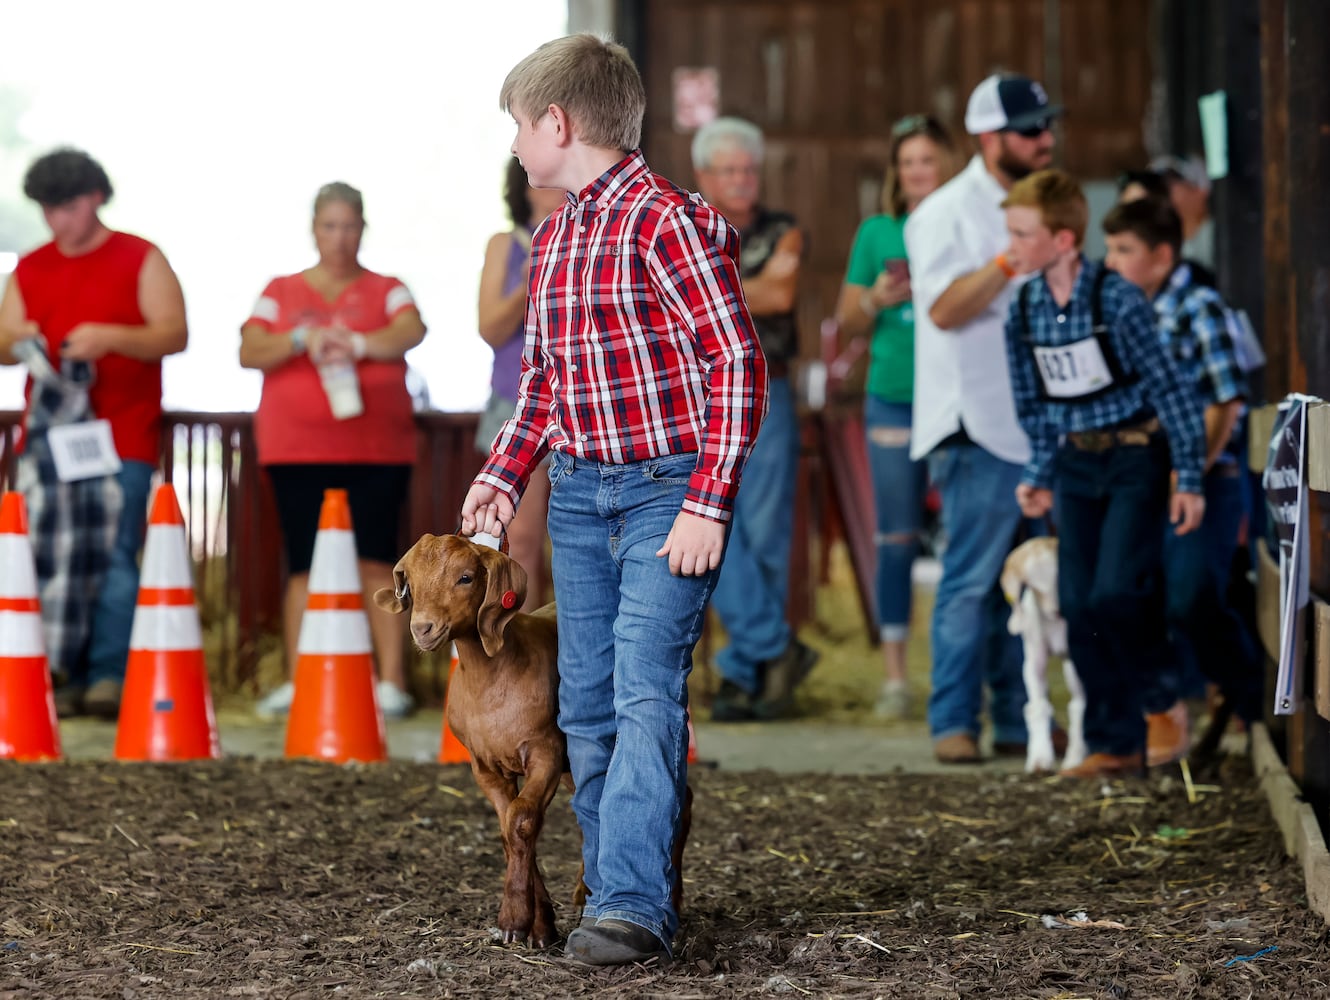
[23,148,113,207]
[503,157,534,229]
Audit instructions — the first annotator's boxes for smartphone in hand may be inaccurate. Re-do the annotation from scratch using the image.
[884,257,910,282]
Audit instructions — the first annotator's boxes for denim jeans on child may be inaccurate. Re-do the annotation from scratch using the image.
[1055,437,1171,756]
[865,395,927,640]
[1145,464,1263,721]
[709,377,798,694]
[926,443,1030,745]
[88,459,153,686]
[546,450,719,949]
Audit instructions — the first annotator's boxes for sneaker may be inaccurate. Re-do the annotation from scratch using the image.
[565,918,669,966]
[710,680,757,722]
[873,679,911,720]
[376,680,416,720]
[84,679,123,720]
[934,732,981,764]
[255,681,296,720]
[53,684,86,719]
[761,639,819,705]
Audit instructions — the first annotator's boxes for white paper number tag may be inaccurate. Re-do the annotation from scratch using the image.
[1032,336,1116,399]
[46,420,122,482]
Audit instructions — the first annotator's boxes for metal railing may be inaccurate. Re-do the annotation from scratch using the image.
[0,402,862,690]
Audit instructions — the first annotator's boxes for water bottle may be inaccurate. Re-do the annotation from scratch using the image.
[318,360,364,420]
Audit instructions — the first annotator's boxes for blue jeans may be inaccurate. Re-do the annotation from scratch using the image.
[546,450,719,948]
[865,396,927,640]
[710,377,797,694]
[926,444,1030,744]
[1056,439,1171,756]
[1146,464,1263,721]
[88,460,154,685]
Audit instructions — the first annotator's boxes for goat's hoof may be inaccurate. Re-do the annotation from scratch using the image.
[501,928,529,945]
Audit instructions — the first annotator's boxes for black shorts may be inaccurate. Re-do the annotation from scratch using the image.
[266,463,411,574]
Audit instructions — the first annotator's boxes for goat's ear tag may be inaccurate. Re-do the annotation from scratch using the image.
[396,582,410,601]
[501,590,517,609]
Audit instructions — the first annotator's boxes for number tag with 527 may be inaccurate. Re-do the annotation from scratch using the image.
[1032,335,1115,399]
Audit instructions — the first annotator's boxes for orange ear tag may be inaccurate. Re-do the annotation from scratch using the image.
[501,590,518,609]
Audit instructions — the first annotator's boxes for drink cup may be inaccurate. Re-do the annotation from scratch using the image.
[319,361,364,420]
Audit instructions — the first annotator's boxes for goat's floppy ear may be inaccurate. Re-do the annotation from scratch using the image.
[373,554,413,614]
[476,546,528,657]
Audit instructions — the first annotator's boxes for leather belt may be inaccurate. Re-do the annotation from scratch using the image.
[1064,414,1159,452]
[1066,416,1161,453]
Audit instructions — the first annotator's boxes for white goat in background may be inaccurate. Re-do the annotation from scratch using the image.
[1001,537,1088,773]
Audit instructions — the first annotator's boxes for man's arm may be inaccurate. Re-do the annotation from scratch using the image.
[62,247,188,362]
[0,278,36,365]
[740,227,802,316]
[928,256,1013,330]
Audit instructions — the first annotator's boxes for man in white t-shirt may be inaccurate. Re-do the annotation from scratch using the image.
[904,73,1062,764]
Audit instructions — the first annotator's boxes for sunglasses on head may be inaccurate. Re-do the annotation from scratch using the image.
[1004,120,1052,139]
[891,113,933,139]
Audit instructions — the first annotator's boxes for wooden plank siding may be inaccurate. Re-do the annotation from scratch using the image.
[640,0,1153,357]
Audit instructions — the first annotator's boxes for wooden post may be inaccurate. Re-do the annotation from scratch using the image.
[1285,1,1330,396]
[1260,0,1292,399]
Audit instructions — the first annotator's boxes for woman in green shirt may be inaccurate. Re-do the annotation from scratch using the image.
[834,114,956,719]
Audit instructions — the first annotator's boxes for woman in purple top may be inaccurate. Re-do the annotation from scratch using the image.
[475,157,565,608]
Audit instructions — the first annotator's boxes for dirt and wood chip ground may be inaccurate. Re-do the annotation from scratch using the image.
[2,752,1327,998]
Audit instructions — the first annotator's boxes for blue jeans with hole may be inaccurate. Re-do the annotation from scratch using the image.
[1056,439,1171,756]
[865,395,927,641]
[926,444,1030,745]
[88,460,153,685]
[546,450,719,948]
[709,377,797,694]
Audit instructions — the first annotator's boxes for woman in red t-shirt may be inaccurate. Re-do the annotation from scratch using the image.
[240,182,427,720]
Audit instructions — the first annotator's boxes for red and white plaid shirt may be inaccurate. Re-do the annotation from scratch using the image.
[477,150,768,522]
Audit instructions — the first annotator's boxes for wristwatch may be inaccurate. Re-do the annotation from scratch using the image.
[290,326,309,354]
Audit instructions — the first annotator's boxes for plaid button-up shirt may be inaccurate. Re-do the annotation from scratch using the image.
[477,151,768,522]
[1153,263,1248,466]
[1005,257,1206,493]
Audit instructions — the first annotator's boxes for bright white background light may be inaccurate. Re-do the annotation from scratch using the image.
[0,0,567,412]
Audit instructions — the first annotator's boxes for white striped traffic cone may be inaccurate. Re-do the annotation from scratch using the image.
[0,492,60,761]
[113,484,221,760]
[284,488,386,763]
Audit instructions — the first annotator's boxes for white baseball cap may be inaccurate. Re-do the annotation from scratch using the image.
[964,74,1063,136]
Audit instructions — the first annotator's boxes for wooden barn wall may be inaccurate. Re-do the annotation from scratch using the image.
[638,0,1154,358]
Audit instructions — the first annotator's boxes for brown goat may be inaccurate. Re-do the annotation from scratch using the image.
[373,533,569,947]
[374,533,694,950]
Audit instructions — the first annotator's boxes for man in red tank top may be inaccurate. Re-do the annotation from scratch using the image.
[0,148,188,719]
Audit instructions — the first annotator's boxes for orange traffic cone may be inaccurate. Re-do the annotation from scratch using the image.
[438,644,471,764]
[114,484,221,761]
[284,489,386,763]
[0,492,60,761]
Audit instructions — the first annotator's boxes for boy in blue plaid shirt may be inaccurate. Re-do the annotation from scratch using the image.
[1001,170,1206,779]
[1103,197,1262,762]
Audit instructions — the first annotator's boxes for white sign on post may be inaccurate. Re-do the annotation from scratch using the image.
[1262,394,1319,715]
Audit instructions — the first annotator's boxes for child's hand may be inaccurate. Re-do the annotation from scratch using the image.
[1170,491,1206,535]
[460,484,514,537]
[1015,483,1052,518]
[656,511,725,577]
